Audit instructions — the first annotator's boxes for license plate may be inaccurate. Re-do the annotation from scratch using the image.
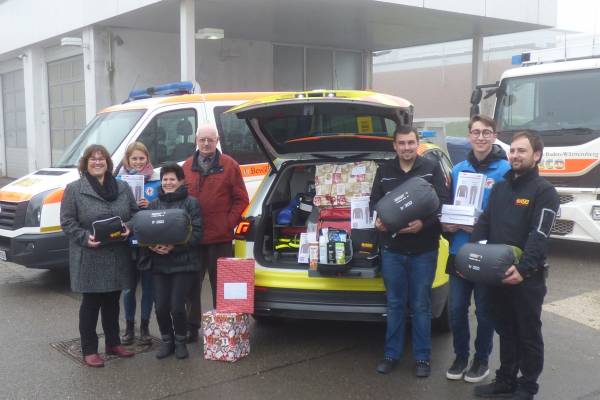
[0,250,6,261]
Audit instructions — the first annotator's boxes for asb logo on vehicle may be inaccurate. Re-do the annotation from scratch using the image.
[515,198,530,206]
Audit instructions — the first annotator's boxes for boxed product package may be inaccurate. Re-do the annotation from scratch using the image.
[453,172,485,209]
[440,204,482,225]
[455,243,522,286]
[216,258,255,314]
[202,310,250,362]
[314,161,378,207]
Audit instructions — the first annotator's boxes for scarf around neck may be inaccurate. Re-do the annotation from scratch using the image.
[119,161,155,182]
[85,171,119,202]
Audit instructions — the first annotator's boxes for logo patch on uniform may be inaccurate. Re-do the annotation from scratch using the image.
[515,198,530,206]
[485,178,495,189]
[145,187,154,196]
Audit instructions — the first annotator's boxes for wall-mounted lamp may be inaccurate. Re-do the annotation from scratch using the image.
[60,37,86,47]
[195,28,224,40]
[16,53,27,60]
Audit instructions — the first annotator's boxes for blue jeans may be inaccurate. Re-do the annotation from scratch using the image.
[381,248,437,361]
[448,273,494,361]
[123,269,154,321]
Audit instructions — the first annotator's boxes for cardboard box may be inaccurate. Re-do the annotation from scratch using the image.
[202,310,250,362]
[454,172,485,209]
[440,214,478,226]
[314,161,378,207]
[442,204,482,217]
[216,258,255,314]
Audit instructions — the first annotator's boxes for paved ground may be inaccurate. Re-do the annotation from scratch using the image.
[0,239,599,399]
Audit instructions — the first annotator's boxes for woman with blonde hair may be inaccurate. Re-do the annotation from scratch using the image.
[118,142,159,346]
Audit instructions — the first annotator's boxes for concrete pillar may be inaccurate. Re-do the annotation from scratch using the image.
[180,0,196,83]
[82,27,113,117]
[471,34,484,91]
[364,51,373,90]
[22,47,51,170]
[82,27,98,123]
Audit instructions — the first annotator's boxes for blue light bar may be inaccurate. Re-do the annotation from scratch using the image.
[420,130,437,138]
[511,54,522,65]
[127,81,195,102]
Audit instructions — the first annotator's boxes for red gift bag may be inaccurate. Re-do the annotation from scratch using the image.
[216,258,255,314]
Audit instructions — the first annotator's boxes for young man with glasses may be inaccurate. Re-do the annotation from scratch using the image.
[182,124,249,342]
[442,115,511,383]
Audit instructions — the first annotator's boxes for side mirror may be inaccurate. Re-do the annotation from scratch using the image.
[470,88,482,105]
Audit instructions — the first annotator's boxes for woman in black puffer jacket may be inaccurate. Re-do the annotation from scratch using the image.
[145,163,202,360]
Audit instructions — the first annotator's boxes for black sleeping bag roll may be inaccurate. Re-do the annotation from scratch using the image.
[131,209,192,246]
[455,243,523,286]
[375,177,440,232]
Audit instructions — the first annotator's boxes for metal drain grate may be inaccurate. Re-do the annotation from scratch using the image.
[50,334,161,365]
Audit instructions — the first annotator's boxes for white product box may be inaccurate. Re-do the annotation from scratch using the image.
[454,172,485,209]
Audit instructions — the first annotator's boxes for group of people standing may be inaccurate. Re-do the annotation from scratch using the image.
[370,115,559,400]
[60,124,249,368]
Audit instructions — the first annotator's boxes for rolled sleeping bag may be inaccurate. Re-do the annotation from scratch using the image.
[375,177,440,232]
[455,243,523,286]
[131,208,192,245]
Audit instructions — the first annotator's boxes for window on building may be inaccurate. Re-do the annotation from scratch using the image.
[274,45,363,91]
[137,109,197,166]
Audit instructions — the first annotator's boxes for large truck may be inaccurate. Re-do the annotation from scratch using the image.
[471,51,600,243]
[0,83,275,269]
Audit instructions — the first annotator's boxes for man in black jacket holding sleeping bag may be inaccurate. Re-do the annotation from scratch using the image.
[470,131,559,400]
[370,126,449,377]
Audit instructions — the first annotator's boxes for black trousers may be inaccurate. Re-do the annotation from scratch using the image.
[154,272,195,337]
[187,242,232,329]
[79,291,121,356]
[489,272,547,395]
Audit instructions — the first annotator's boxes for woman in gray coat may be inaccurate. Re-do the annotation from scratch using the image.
[60,144,138,368]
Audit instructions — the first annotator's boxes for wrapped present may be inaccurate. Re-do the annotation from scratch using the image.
[313,161,378,207]
[216,258,255,314]
[202,310,250,362]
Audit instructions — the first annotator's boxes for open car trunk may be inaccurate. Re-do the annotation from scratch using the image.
[253,159,384,278]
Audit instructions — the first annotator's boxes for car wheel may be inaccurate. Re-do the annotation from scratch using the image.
[432,300,450,333]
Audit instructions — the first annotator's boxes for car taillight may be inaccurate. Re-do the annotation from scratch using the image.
[234,217,254,240]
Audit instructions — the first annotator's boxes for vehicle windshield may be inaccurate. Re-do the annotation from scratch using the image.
[495,69,600,144]
[55,110,145,168]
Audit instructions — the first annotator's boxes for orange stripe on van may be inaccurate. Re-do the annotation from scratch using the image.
[540,158,598,175]
[43,188,64,204]
[0,191,32,202]
[240,163,270,178]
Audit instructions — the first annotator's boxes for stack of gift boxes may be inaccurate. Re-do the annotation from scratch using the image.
[441,172,485,226]
[202,258,254,362]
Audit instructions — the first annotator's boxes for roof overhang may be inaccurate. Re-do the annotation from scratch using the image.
[100,0,554,51]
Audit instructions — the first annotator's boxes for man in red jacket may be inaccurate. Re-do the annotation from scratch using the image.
[183,123,249,342]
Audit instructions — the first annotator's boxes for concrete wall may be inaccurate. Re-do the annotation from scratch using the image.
[373,58,513,120]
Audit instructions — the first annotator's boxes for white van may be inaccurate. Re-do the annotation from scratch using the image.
[0,83,276,269]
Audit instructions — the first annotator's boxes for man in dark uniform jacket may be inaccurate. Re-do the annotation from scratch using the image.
[471,131,559,400]
[370,126,450,377]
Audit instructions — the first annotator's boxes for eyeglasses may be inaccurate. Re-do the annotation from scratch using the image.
[88,158,106,163]
[469,129,495,138]
[197,137,217,144]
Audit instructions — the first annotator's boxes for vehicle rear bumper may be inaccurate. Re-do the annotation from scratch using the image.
[0,232,68,269]
[254,282,448,322]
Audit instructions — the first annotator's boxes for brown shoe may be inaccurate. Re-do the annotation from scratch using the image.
[106,345,135,358]
[83,353,105,368]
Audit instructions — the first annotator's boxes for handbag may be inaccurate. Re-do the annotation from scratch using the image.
[91,216,127,244]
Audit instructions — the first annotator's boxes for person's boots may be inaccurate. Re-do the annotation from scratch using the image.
[139,319,152,345]
[174,335,189,359]
[121,320,135,345]
[155,334,174,359]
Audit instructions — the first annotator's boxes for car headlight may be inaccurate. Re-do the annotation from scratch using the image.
[24,189,55,227]
[591,206,600,221]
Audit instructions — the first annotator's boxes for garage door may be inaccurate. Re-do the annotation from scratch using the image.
[47,55,86,164]
[1,69,28,178]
